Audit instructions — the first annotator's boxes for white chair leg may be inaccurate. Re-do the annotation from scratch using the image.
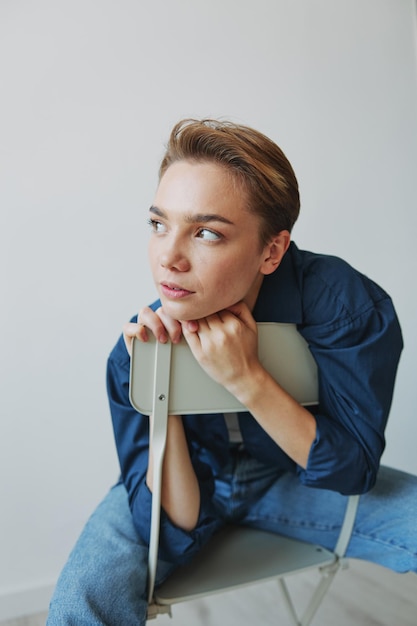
[299,561,340,626]
[278,560,341,626]
[278,578,302,626]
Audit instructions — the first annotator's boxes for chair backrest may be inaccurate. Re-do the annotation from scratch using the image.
[130,322,319,415]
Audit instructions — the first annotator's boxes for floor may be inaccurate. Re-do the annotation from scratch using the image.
[1,560,416,626]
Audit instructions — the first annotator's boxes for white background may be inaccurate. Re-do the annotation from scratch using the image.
[1,0,416,619]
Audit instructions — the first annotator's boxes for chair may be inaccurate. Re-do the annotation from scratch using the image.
[130,323,360,625]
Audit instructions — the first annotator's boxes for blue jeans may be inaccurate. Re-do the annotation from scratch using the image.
[47,451,417,625]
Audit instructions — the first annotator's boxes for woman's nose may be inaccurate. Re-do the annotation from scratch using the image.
[160,239,190,272]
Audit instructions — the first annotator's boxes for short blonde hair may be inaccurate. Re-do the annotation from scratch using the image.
[159,119,300,244]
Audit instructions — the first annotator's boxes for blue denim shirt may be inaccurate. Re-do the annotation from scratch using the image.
[107,242,403,563]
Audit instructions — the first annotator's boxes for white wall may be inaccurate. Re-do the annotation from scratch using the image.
[1,0,416,619]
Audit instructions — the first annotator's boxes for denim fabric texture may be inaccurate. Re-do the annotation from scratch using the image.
[47,458,417,625]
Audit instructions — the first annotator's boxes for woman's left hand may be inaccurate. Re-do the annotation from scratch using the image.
[181,301,261,399]
[183,301,317,469]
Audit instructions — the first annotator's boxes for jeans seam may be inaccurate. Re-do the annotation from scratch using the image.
[243,514,340,532]
[352,530,417,557]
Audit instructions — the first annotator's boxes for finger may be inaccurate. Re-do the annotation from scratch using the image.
[181,321,202,355]
[225,301,257,330]
[138,306,183,344]
[138,307,169,344]
[155,307,183,343]
[124,321,148,340]
[123,321,148,356]
[181,319,199,333]
[198,312,223,330]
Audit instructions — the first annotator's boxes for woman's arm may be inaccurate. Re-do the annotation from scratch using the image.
[147,414,200,531]
[230,368,316,469]
[124,308,201,531]
[182,302,316,469]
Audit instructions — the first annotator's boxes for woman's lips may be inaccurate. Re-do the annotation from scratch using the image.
[160,283,194,299]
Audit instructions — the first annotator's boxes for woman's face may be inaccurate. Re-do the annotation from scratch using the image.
[148,160,279,321]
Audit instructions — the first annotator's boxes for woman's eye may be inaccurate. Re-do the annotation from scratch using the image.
[197,228,221,241]
[147,218,166,233]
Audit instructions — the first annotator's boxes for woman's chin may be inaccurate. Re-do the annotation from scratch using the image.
[159,300,196,322]
[161,300,215,323]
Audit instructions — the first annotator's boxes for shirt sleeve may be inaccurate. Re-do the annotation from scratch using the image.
[106,330,219,564]
[297,260,403,494]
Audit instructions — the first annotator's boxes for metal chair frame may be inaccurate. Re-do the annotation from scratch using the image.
[129,324,359,625]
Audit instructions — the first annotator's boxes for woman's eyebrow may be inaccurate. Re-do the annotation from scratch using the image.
[149,205,166,218]
[149,205,234,225]
[185,213,234,226]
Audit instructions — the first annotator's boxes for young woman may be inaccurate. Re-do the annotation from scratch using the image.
[48,119,416,624]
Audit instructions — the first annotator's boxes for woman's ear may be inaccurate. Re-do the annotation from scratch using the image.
[260,230,291,275]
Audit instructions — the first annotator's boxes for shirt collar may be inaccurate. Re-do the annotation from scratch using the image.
[252,241,303,324]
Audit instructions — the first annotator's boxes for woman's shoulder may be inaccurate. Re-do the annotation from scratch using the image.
[291,243,392,326]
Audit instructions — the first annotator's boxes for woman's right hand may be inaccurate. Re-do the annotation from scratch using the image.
[123,306,183,356]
